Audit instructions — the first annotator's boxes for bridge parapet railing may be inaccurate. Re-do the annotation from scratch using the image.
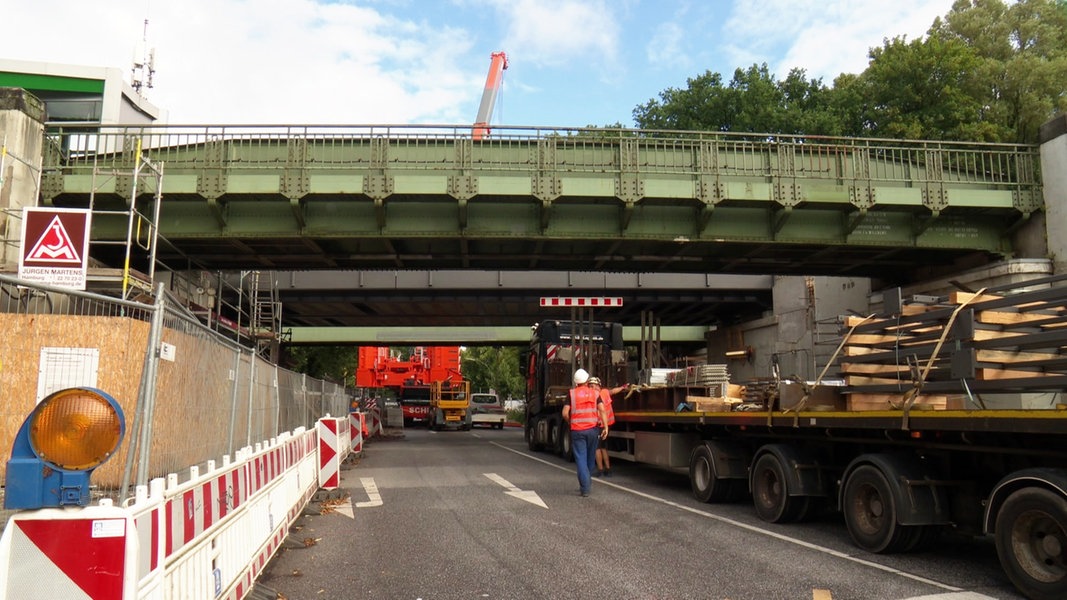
[41,124,1040,196]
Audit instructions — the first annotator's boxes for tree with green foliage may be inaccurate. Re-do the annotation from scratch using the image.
[281,345,359,385]
[461,346,523,401]
[858,34,993,141]
[631,0,1067,144]
[930,0,1067,143]
[633,64,839,135]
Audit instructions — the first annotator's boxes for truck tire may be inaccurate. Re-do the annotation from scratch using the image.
[552,420,573,461]
[752,453,809,524]
[994,487,1067,600]
[842,464,914,553]
[690,444,743,503]
[525,422,541,451]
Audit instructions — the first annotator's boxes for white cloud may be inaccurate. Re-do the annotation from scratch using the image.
[489,0,620,68]
[722,0,956,80]
[646,21,687,68]
[4,0,480,124]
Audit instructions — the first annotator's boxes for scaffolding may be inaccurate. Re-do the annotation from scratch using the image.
[86,137,163,301]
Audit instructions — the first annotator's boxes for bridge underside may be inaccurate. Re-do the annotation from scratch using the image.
[266,270,773,330]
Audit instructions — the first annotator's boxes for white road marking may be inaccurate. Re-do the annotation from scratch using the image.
[494,442,996,597]
[334,499,354,518]
[353,477,382,508]
[484,472,548,508]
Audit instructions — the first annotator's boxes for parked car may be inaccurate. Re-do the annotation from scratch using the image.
[470,392,506,429]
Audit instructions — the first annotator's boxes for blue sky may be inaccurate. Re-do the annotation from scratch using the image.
[5,0,955,127]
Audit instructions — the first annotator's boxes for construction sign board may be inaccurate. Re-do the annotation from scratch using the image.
[18,207,92,290]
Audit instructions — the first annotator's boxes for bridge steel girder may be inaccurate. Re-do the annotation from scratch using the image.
[43,125,1039,278]
[287,325,712,345]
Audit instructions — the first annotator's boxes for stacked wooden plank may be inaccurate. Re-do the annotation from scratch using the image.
[833,276,1067,410]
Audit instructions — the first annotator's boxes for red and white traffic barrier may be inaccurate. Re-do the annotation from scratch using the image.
[350,412,365,456]
[317,416,350,490]
[0,417,353,600]
[0,501,137,599]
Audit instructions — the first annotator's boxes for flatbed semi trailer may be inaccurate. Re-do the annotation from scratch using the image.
[607,399,1067,600]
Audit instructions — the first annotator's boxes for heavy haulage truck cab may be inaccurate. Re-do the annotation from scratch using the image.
[523,319,627,459]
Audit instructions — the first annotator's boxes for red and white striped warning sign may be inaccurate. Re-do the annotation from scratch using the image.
[540,297,623,307]
[0,509,133,600]
[318,418,341,489]
[350,412,365,455]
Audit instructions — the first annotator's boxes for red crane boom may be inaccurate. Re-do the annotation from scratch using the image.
[472,51,508,141]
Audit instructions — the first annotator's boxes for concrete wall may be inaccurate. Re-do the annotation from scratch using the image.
[0,88,44,271]
[1040,113,1067,275]
[706,275,871,382]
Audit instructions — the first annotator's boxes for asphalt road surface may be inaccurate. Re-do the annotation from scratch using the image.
[256,426,1025,600]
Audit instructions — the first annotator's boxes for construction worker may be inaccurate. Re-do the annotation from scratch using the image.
[562,368,609,497]
[590,376,624,477]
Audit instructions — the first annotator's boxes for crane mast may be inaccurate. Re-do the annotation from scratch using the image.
[472,51,508,141]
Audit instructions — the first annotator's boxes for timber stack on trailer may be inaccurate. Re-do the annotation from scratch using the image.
[546,275,1067,600]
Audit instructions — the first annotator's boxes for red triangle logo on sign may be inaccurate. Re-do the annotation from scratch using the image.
[26,215,82,263]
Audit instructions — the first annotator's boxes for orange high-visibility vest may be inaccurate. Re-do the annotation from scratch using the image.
[599,390,615,426]
[569,386,600,431]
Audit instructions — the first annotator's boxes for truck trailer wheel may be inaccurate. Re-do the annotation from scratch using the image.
[525,422,541,451]
[842,464,909,553]
[690,444,743,503]
[752,453,809,524]
[561,427,574,462]
[994,487,1067,600]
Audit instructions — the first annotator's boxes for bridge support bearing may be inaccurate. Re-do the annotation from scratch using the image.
[615,175,644,232]
[696,176,724,233]
[364,174,394,230]
[448,174,478,201]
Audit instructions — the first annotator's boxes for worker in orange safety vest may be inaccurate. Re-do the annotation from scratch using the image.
[590,376,626,477]
[562,368,609,497]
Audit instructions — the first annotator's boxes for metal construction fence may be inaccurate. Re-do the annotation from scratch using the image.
[0,272,353,505]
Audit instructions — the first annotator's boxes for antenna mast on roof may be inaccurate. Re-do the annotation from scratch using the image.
[131,18,156,96]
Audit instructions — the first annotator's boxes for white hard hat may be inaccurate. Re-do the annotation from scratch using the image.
[573,368,589,385]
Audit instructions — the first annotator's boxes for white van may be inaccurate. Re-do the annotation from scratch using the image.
[470,393,506,429]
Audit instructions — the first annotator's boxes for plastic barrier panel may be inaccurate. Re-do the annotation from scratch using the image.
[0,417,352,600]
[317,417,344,490]
[0,502,136,600]
[350,412,365,456]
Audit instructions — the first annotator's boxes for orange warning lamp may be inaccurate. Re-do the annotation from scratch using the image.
[5,387,125,509]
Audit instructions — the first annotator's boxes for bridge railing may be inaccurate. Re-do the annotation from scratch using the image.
[41,124,1039,196]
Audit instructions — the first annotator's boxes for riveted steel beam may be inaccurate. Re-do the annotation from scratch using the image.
[37,125,1041,278]
[196,139,228,199]
[616,138,644,231]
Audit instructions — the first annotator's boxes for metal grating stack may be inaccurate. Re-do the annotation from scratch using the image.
[667,364,730,397]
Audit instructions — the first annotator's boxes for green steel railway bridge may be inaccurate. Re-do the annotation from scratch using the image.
[36,124,1043,339]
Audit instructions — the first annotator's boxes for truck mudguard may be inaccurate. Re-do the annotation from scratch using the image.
[840,453,951,526]
[752,443,828,498]
[983,467,1067,533]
